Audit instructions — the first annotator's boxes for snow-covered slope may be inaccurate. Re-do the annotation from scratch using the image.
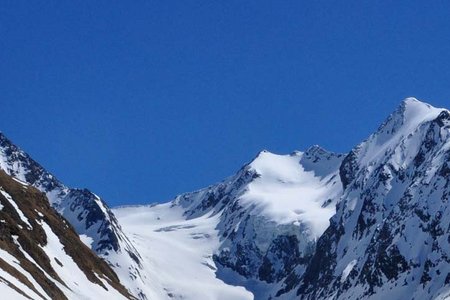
[114,145,344,299]
[114,204,253,300]
[241,148,343,234]
[0,169,134,299]
[0,133,146,299]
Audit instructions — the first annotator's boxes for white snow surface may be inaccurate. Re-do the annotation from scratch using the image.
[0,247,50,299]
[39,221,128,299]
[243,150,342,237]
[80,234,94,249]
[113,203,253,300]
[340,259,357,283]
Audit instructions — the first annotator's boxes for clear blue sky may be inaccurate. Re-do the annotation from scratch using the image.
[1,1,450,206]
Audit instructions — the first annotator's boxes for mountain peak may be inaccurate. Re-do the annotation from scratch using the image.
[339,99,447,186]
[399,97,436,110]
[396,98,450,130]
[370,98,442,142]
[401,96,421,106]
[248,149,281,167]
[304,144,342,158]
[305,144,325,154]
[399,97,435,118]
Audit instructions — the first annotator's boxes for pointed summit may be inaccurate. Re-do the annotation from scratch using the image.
[304,145,342,159]
[305,144,326,155]
[400,97,434,108]
[342,98,446,174]
[372,97,441,140]
[400,96,424,107]
[398,97,437,122]
[247,149,274,166]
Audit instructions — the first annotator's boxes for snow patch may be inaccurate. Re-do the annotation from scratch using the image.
[242,151,342,237]
[341,259,357,282]
[0,189,32,229]
[79,234,94,249]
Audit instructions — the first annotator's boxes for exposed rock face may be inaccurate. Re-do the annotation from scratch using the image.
[0,170,134,299]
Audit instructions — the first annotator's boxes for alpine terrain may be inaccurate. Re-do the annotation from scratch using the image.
[1,98,450,300]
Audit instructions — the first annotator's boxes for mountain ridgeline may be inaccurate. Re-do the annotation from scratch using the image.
[0,98,450,299]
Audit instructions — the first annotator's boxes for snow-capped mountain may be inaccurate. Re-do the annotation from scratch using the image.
[1,97,450,300]
[0,134,147,299]
[114,98,450,300]
[181,147,343,282]
[0,169,134,299]
[114,139,345,299]
[289,98,450,299]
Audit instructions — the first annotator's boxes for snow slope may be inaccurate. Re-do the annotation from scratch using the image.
[114,145,344,299]
[242,149,342,236]
[114,204,253,300]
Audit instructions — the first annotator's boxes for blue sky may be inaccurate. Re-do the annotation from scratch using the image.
[1,1,450,206]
